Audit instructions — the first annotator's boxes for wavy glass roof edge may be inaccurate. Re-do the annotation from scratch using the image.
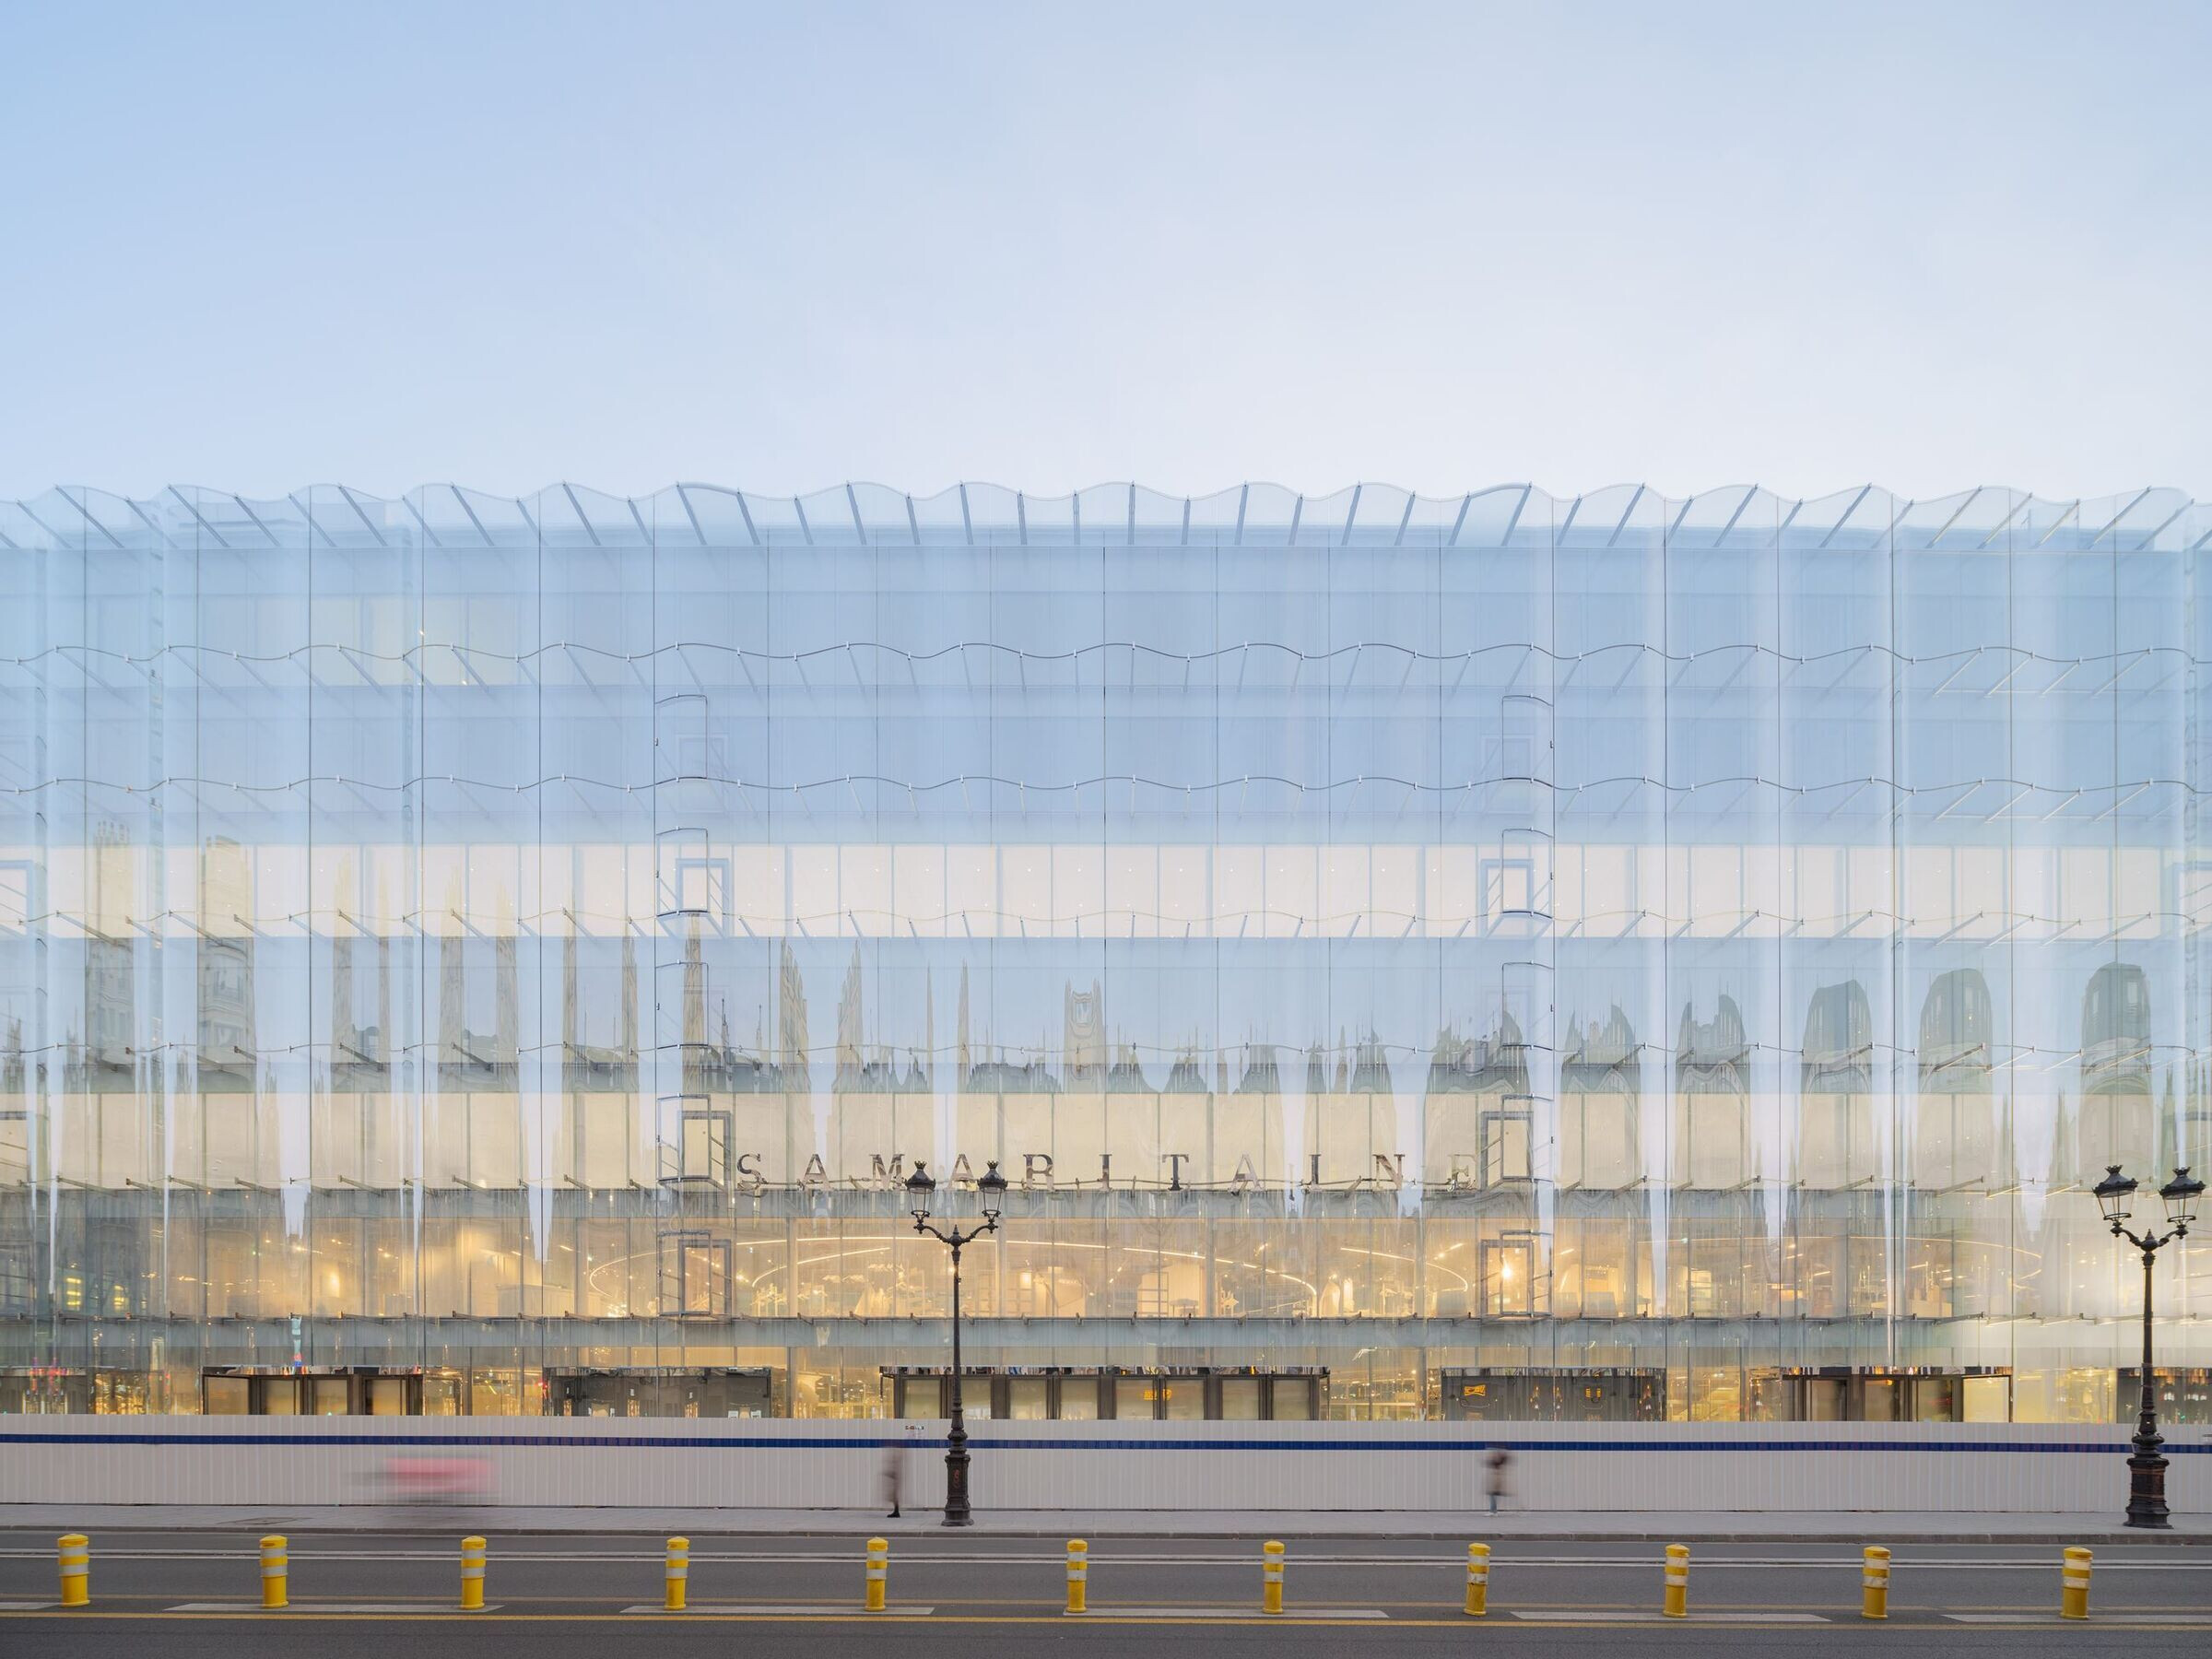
[2,482,2206,553]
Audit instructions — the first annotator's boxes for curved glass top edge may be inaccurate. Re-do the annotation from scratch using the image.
[3,482,2204,552]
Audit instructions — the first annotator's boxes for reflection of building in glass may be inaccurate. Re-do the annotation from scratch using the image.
[1561,1006,1641,1096]
[1801,981,1874,1095]
[1677,997,1748,1096]
[1427,1013,1528,1097]
[1064,982,1107,1082]
[0,479,2205,1426]
[2081,963,2151,1098]
[1919,970,1992,1093]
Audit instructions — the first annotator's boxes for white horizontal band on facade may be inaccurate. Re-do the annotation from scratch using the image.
[10,839,2186,944]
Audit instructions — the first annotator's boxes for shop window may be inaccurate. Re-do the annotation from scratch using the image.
[1159,1379,1204,1420]
[1219,1377,1263,1420]
[1113,1377,1156,1420]
[1912,1377,1957,1422]
[2115,1369,2212,1426]
[1269,1377,1317,1420]
[1058,1382,1099,1420]
[1958,1375,2010,1423]
[93,1373,149,1414]
[892,1375,945,1418]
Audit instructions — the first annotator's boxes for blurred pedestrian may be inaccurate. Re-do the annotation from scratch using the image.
[884,1420,923,1518]
[1485,1445,1512,1513]
[884,1427,905,1518]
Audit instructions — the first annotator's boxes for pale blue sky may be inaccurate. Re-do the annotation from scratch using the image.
[2,0,2206,500]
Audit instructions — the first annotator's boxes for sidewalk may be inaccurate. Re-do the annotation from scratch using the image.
[2,1505,2205,1543]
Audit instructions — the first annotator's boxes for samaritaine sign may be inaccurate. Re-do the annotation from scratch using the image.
[718,1148,1415,1191]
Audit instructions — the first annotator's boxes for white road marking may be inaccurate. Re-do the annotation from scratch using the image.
[622,1604,935,1615]
[165,1602,499,1613]
[1068,1607,1388,1618]
[1514,1610,1830,1622]
[1947,1612,2212,1625]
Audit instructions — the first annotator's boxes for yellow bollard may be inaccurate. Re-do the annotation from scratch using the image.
[260,1535,288,1609]
[1464,1541,1490,1618]
[1662,1542,1689,1618]
[56,1534,89,1607]
[1861,1547,1890,1620]
[1262,1539,1285,1615]
[1065,1538,1088,1614]
[459,1535,487,1612]
[2060,1546,2092,1620]
[865,1536,888,1612]
[665,1536,689,1612]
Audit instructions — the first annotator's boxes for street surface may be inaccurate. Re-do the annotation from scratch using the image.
[0,1528,2207,1654]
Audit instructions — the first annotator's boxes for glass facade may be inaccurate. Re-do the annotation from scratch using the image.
[1,479,2207,1422]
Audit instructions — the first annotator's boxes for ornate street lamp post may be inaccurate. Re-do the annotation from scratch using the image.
[904,1158,1008,1527]
[2091,1163,2204,1529]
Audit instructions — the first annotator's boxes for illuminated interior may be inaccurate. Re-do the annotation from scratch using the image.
[1,480,2206,1420]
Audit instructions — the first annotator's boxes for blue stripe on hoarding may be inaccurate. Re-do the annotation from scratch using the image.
[0,1430,2197,1454]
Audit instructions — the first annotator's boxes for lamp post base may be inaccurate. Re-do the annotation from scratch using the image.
[944,1426,973,1528]
[2124,1442,2171,1530]
[943,1453,974,1527]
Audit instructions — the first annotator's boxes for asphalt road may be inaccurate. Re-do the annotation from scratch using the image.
[1,1529,2206,1655]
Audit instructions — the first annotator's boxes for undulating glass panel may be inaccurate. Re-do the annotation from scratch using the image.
[0,481,2205,1422]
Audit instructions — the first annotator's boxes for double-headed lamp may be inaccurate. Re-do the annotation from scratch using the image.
[906,1159,1011,1224]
